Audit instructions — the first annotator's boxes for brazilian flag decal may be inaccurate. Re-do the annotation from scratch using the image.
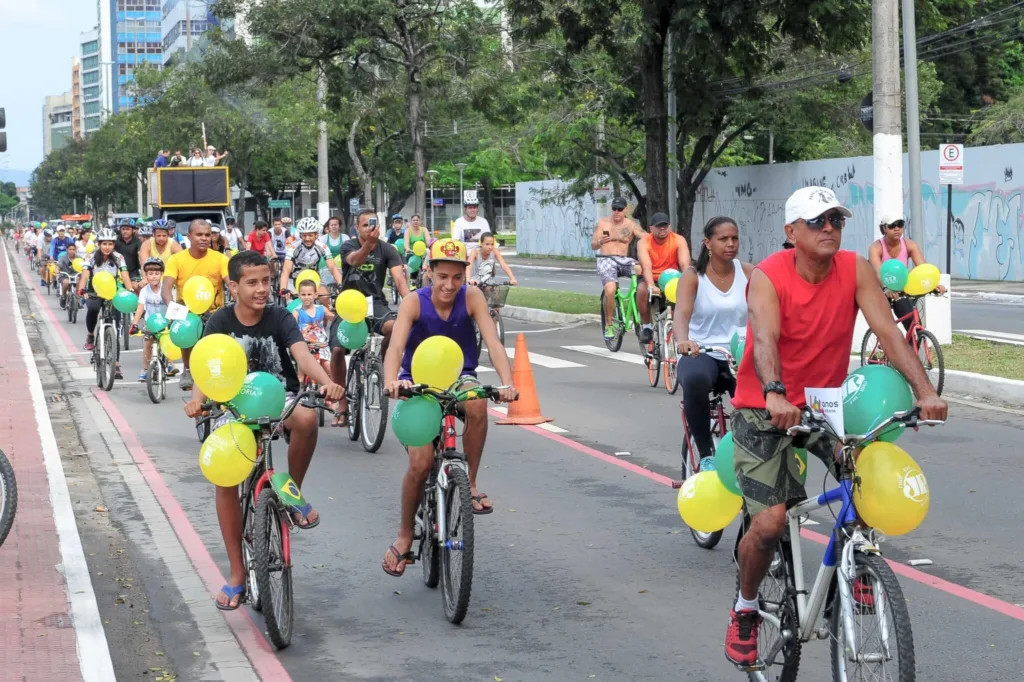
[271,472,307,507]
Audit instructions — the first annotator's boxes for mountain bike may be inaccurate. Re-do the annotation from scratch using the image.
[671,345,737,549]
[144,331,169,404]
[89,298,120,392]
[473,279,511,357]
[345,330,390,453]
[400,382,512,624]
[860,290,944,396]
[0,448,18,549]
[196,389,333,650]
[738,407,942,682]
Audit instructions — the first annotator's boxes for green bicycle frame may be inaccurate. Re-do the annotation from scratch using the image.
[612,274,643,332]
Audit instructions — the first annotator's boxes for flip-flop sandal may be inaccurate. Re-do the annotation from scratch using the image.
[331,412,348,428]
[471,494,494,515]
[382,544,415,577]
[215,584,245,611]
[288,502,320,530]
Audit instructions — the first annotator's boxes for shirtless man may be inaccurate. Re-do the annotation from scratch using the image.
[592,197,649,341]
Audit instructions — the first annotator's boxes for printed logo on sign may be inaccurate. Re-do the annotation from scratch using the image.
[899,466,929,503]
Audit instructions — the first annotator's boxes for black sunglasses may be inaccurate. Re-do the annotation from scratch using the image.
[611,207,625,212]
[803,212,846,230]
[886,221,905,229]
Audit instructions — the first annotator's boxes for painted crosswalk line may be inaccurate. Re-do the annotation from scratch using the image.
[561,344,647,365]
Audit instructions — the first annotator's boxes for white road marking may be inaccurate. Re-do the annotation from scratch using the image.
[562,344,647,365]
[504,346,585,369]
[537,423,569,434]
[954,329,1024,346]
[545,280,569,284]
[3,246,117,681]
[491,405,508,414]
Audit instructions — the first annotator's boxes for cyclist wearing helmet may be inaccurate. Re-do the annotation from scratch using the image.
[114,219,144,290]
[130,257,179,382]
[279,217,342,300]
[380,238,517,576]
[139,219,183,266]
[77,229,133,374]
[282,216,294,238]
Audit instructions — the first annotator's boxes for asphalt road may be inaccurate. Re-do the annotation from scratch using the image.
[14,253,1024,681]
[511,262,1024,336]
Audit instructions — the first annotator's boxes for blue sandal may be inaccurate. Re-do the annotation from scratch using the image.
[288,502,320,530]
[215,584,245,611]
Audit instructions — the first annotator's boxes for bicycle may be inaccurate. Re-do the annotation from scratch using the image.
[662,308,680,393]
[144,331,170,404]
[345,329,390,453]
[643,296,671,389]
[597,257,660,370]
[196,389,333,650]
[400,382,511,624]
[671,345,737,549]
[64,274,81,323]
[473,279,511,357]
[42,259,58,296]
[859,290,944,396]
[0,448,18,549]
[738,407,942,682]
[88,297,121,391]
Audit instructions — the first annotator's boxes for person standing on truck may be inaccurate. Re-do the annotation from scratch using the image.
[186,148,205,167]
[168,150,185,167]
[204,145,229,167]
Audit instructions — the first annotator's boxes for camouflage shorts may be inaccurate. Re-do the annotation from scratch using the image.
[732,408,841,516]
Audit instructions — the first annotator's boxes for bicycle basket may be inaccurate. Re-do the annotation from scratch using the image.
[484,284,510,309]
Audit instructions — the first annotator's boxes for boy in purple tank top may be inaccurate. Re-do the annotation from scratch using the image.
[380,239,518,577]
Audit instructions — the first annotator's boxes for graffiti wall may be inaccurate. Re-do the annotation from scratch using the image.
[695,143,1024,281]
[515,180,603,258]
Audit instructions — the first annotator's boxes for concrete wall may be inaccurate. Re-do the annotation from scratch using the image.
[516,180,627,258]
[695,143,1024,281]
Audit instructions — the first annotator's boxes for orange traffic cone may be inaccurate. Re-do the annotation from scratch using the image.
[496,333,553,426]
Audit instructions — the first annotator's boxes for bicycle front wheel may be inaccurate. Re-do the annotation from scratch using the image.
[441,465,474,624]
[146,357,165,404]
[830,552,914,682]
[664,321,679,394]
[101,326,117,391]
[916,329,944,396]
[0,449,19,549]
[600,290,625,352]
[494,310,505,347]
[122,313,131,351]
[346,355,362,441]
[254,488,293,649]
[360,357,389,453]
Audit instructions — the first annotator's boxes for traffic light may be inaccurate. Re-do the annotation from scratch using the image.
[0,108,6,153]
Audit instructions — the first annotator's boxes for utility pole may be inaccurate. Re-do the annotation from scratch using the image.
[316,65,330,222]
[186,1,192,52]
[456,163,467,211]
[666,32,678,232]
[902,0,924,242]
[873,0,903,236]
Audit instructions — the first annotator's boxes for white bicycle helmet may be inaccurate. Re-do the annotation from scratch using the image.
[96,228,118,242]
[296,216,321,234]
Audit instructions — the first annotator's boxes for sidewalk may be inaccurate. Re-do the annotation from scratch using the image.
[0,247,114,681]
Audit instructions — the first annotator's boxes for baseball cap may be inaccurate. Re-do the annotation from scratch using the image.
[879,213,904,226]
[611,197,628,210]
[784,187,852,224]
[429,238,468,264]
[650,212,670,226]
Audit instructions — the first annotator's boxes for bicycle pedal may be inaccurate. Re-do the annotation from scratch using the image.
[733,659,766,672]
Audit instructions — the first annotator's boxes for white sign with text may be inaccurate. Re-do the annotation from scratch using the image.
[804,387,845,435]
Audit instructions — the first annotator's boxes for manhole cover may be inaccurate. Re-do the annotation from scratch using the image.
[48,391,82,403]
[40,613,74,628]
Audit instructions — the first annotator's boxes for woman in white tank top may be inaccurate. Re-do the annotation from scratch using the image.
[672,217,754,463]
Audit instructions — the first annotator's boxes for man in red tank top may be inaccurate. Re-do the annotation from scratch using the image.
[723,186,947,668]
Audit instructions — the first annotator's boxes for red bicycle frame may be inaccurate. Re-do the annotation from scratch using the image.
[250,442,291,564]
[440,414,458,452]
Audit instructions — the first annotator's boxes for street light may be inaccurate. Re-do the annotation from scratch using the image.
[455,163,467,213]
[427,169,438,233]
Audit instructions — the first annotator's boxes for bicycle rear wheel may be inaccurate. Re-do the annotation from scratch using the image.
[101,326,117,391]
[830,552,914,682]
[0,449,19,549]
[346,355,362,441]
[254,488,293,649]
[916,329,944,396]
[360,357,389,453]
[419,468,440,589]
[600,290,625,352]
[664,321,679,394]
[741,533,801,681]
[440,465,474,624]
[859,329,888,367]
[681,428,724,550]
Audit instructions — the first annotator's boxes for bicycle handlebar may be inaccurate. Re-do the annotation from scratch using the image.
[397,383,514,403]
[787,406,944,442]
[197,388,334,428]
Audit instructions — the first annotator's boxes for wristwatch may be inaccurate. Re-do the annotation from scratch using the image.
[763,381,787,399]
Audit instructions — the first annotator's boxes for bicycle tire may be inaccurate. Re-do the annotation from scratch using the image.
[495,310,505,347]
[123,312,131,351]
[859,329,888,367]
[600,290,625,352]
[916,329,944,396]
[146,358,164,404]
[360,357,389,453]
[0,449,19,549]
[740,535,801,682]
[420,465,440,588]
[830,552,914,682]
[346,355,362,441]
[681,435,723,550]
[253,488,293,649]
[647,326,661,387]
[101,326,117,392]
[441,465,474,624]
[241,490,262,612]
[196,414,211,443]
[664,322,680,394]
[318,403,325,428]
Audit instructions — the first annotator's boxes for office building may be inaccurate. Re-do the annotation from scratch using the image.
[111,0,164,110]
[80,29,104,136]
[72,57,83,141]
[43,93,75,157]
[162,0,219,65]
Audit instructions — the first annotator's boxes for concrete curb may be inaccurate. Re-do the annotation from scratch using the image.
[503,305,600,325]
[847,358,1024,406]
[951,291,1024,303]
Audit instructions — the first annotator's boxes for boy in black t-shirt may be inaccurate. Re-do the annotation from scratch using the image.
[185,250,343,610]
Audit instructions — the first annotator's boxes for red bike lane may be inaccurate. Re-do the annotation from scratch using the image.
[0,245,114,681]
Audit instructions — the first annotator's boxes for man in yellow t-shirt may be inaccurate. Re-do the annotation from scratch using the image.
[161,218,231,391]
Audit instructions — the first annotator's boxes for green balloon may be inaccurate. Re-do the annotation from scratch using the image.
[230,372,286,422]
[113,289,138,314]
[713,432,741,495]
[842,365,914,443]
[336,320,368,350]
[729,331,740,359]
[407,255,423,273]
[392,395,442,447]
[658,269,681,290]
[145,312,169,334]
[395,238,405,253]
[287,299,302,312]
[880,259,909,292]
[169,312,204,349]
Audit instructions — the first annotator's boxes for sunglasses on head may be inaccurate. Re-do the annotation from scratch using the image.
[802,212,846,230]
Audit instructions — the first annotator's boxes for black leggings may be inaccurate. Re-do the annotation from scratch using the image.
[891,296,916,332]
[85,297,104,335]
[676,352,730,460]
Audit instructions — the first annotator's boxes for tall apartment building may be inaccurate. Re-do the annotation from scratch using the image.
[80,29,104,136]
[43,93,75,157]
[111,0,164,110]
[72,57,83,141]
[162,0,220,65]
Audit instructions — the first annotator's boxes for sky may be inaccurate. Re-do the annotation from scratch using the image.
[0,0,100,179]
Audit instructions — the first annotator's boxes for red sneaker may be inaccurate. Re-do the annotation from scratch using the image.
[724,608,761,668]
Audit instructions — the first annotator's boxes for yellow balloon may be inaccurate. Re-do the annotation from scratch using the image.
[677,470,743,533]
[92,271,117,300]
[160,333,182,361]
[199,422,257,487]
[86,243,96,254]
[230,248,238,256]
[411,335,464,390]
[295,269,321,289]
[182,275,215,315]
[48,262,59,276]
[904,263,941,296]
[664,277,679,304]
[335,289,369,323]
[190,333,249,402]
[72,257,84,273]
[41,222,48,228]
[412,241,427,257]
[333,255,342,268]
[854,442,930,536]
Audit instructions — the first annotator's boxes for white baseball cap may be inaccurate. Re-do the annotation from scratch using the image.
[785,186,853,224]
[879,213,904,226]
